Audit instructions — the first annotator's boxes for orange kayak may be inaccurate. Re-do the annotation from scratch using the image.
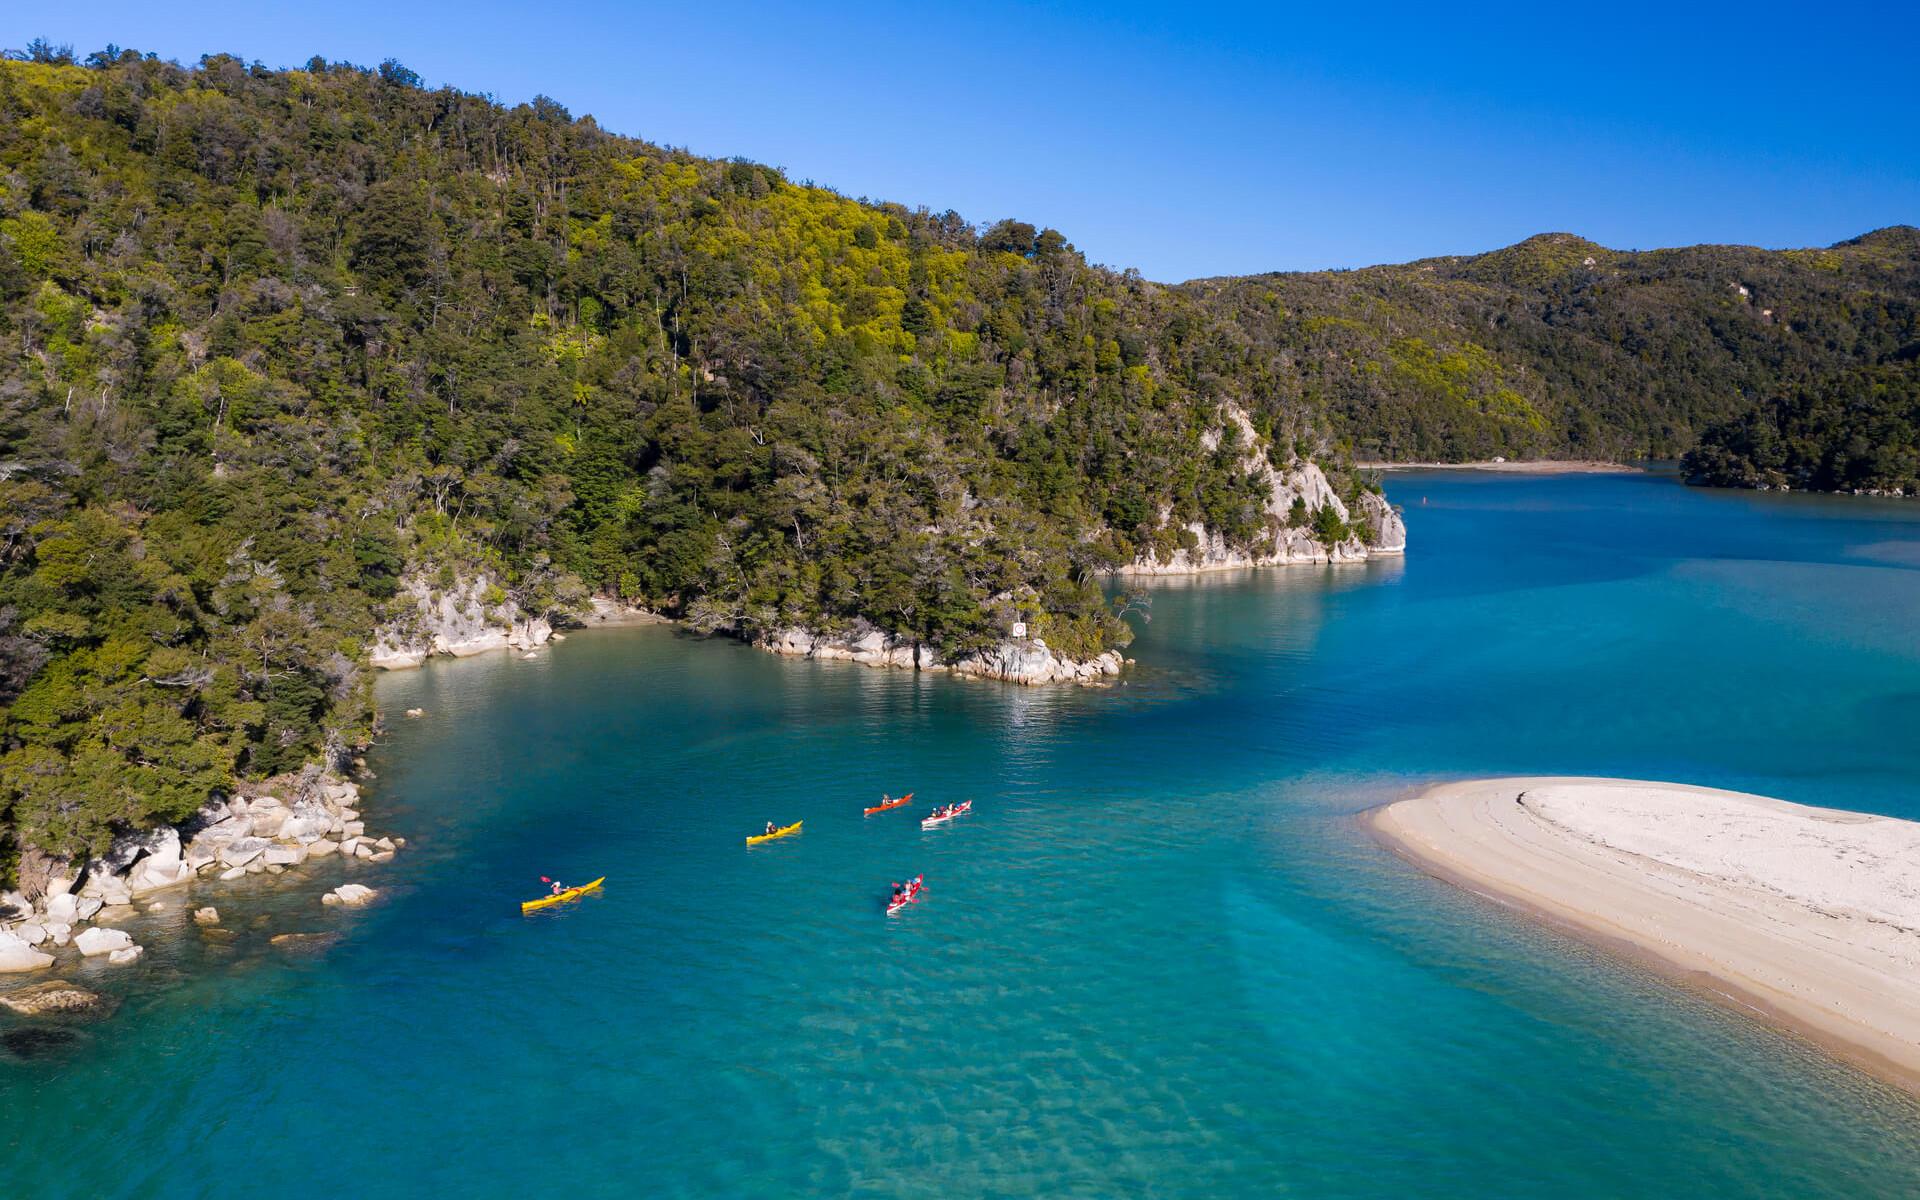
[863,792,914,817]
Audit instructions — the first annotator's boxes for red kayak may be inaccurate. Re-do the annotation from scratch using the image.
[886,876,926,916]
[864,792,914,817]
[920,800,973,829]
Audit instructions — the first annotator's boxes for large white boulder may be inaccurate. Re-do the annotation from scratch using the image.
[279,815,333,845]
[0,930,54,973]
[127,828,195,897]
[74,927,134,957]
[263,845,307,867]
[47,922,72,946]
[323,884,378,908]
[218,837,272,868]
[17,924,48,946]
[107,945,144,966]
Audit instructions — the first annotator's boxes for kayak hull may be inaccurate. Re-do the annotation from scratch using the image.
[863,793,914,816]
[746,820,803,846]
[886,881,927,916]
[921,802,973,829]
[521,876,605,913]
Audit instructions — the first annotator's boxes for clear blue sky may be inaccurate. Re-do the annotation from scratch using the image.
[8,1,1916,281]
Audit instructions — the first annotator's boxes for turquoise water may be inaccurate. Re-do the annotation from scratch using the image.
[6,470,1920,1197]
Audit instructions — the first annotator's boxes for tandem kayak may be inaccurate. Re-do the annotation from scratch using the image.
[521,877,605,913]
[747,820,803,846]
[921,800,973,829]
[863,793,914,816]
[886,877,926,916]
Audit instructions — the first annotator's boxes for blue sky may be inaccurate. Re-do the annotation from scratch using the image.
[8,1,1916,281]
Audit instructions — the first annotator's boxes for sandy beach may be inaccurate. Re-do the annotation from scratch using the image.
[1356,460,1638,473]
[1372,777,1920,1094]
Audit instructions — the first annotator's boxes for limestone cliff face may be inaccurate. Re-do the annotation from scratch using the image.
[758,624,1123,686]
[1115,404,1406,575]
[369,574,554,670]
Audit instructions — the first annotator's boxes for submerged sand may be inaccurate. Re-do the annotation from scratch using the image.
[1372,777,1920,1094]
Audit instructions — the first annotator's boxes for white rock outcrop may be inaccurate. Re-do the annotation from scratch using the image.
[1116,403,1407,575]
[758,622,1124,687]
[322,884,378,908]
[370,573,554,669]
[0,930,54,973]
[125,828,195,898]
[108,945,144,965]
[74,927,133,957]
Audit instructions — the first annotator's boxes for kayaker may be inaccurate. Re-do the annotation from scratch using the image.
[764,821,778,836]
[550,880,565,895]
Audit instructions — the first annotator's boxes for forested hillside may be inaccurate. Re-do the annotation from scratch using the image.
[1197,228,1920,461]
[0,43,1913,879]
[1681,360,1920,493]
[0,48,1382,872]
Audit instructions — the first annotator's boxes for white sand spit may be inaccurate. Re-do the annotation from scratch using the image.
[1372,777,1920,1094]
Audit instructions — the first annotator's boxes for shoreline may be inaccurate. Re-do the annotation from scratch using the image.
[1356,459,1638,473]
[1370,777,1920,1097]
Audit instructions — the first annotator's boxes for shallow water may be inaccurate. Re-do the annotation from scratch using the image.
[5,470,1920,1197]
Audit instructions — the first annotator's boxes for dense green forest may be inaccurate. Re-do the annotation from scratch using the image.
[1199,229,1920,460]
[0,42,1914,879]
[1681,361,1920,493]
[0,47,1382,872]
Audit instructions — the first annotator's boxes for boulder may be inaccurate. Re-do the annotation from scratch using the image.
[279,816,332,845]
[0,931,54,973]
[217,866,248,882]
[74,927,133,957]
[0,891,30,921]
[74,896,102,922]
[269,932,339,953]
[369,851,395,863]
[263,845,307,867]
[17,924,47,947]
[322,782,359,805]
[218,837,272,868]
[374,838,395,853]
[354,843,376,860]
[46,923,71,947]
[342,821,365,838]
[127,833,195,897]
[247,809,287,839]
[307,839,340,858]
[0,980,115,1017]
[323,884,378,908]
[107,945,144,966]
[194,907,220,925]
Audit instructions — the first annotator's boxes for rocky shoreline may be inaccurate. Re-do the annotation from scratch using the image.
[757,625,1126,686]
[0,769,397,992]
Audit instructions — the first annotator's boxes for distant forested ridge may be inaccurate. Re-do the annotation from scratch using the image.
[1193,228,1920,462]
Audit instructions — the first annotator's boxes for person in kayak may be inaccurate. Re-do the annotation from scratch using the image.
[764,821,778,836]
[549,880,565,895]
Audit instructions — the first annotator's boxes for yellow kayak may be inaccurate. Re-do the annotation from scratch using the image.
[746,820,802,846]
[521,876,605,913]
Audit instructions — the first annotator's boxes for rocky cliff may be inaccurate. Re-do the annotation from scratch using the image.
[370,574,556,670]
[758,625,1124,686]
[1116,405,1406,575]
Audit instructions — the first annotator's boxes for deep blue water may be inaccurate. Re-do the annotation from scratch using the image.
[5,469,1920,1197]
